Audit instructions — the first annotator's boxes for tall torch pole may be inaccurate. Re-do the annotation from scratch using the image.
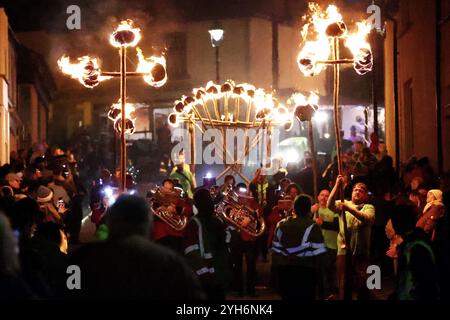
[332,37,352,301]
[120,46,127,193]
[308,121,318,201]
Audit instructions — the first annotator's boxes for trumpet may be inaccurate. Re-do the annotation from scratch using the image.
[215,187,265,237]
[147,186,188,231]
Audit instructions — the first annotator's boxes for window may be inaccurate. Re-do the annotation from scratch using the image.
[164,32,188,79]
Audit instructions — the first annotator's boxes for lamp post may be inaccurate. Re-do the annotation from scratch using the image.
[208,28,224,83]
[58,20,167,192]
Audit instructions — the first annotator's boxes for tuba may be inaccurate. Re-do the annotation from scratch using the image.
[147,186,188,231]
[215,187,265,237]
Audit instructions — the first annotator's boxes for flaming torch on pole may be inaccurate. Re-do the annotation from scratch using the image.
[297,4,373,300]
[289,92,320,201]
[58,20,167,192]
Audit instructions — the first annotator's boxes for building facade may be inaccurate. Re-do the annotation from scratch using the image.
[384,0,450,175]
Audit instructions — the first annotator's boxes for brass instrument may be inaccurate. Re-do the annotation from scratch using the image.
[215,186,265,237]
[147,186,188,231]
[277,192,295,218]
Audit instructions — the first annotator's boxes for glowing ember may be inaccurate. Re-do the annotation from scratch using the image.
[136,48,167,87]
[57,55,111,88]
[110,20,141,48]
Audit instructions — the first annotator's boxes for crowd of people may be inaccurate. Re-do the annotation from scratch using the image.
[0,137,449,301]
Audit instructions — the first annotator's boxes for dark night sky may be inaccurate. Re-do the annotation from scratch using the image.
[0,0,378,32]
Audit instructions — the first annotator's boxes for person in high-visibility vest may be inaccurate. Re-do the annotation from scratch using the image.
[182,188,229,300]
[271,194,327,300]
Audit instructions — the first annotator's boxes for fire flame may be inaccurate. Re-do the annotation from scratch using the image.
[57,55,111,88]
[298,3,373,76]
[136,48,167,87]
[109,20,141,48]
[289,92,319,107]
[108,101,137,134]
[345,22,373,75]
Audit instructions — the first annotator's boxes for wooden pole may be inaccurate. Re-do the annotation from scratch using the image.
[308,121,318,200]
[120,46,127,193]
[332,37,352,300]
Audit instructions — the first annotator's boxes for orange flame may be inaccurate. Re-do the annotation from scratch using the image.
[109,20,141,48]
[288,92,319,107]
[57,55,111,88]
[136,47,167,87]
[298,3,372,76]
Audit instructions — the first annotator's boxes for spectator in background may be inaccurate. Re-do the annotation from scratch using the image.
[392,204,439,300]
[36,186,66,227]
[0,213,36,300]
[312,189,339,299]
[416,189,446,242]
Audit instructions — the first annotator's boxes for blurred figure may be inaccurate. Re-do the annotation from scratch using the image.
[272,195,327,300]
[69,195,204,299]
[183,189,229,300]
[36,186,66,227]
[416,189,446,242]
[0,213,36,300]
[312,189,339,299]
[392,204,439,300]
[170,155,196,199]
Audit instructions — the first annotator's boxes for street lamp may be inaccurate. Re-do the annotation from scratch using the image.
[58,20,167,192]
[208,28,224,83]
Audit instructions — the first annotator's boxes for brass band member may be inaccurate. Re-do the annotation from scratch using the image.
[150,179,192,254]
[230,184,262,297]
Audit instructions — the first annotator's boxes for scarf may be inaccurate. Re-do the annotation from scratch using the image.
[423,189,444,214]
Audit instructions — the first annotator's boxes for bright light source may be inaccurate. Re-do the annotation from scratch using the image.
[206,172,213,179]
[313,110,328,124]
[129,190,136,195]
[209,29,224,47]
[103,186,113,198]
[239,187,247,193]
[285,148,300,163]
[324,133,331,139]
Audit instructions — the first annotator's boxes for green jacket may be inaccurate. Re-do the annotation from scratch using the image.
[170,166,195,198]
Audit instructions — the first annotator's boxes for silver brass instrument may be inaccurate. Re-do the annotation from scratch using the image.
[147,186,188,231]
[215,186,265,237]
[278,191,295,218]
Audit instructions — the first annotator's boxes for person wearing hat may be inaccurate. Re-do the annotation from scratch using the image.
[36,185,66,226]
[4,173,27,201]
[416,189,446,242]
[182,188,229,300]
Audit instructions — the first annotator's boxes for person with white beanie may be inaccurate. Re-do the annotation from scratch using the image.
[416,189,446,241]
